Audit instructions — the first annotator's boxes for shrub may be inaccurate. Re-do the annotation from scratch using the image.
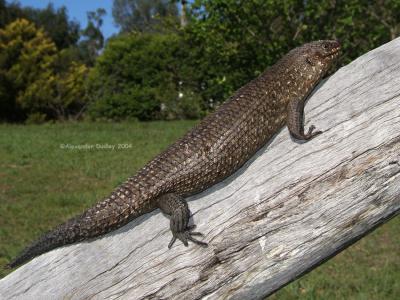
[87,32,203,121]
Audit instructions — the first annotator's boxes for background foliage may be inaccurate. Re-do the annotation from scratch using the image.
[0,18,88,121]
[185,0,400,103]
[1,0,400,122]
[87,32,203,120]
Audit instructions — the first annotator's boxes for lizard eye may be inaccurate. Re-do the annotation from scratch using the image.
[322,43,328,50]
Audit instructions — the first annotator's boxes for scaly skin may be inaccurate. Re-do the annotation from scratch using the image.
[7,40,340,268]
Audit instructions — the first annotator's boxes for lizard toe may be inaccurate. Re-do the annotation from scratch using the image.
[168,228,207,248]
[305,125,322,140]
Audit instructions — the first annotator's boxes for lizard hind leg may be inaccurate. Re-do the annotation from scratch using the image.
[156,193,208,249]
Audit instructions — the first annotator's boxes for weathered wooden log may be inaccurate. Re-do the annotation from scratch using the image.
[1,38,400,300]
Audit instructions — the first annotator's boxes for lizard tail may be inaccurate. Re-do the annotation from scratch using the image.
[7,182,154,269]
[7,196,150,269]
[6,216,85,268]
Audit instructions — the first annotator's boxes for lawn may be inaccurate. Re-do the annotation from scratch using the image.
[0,122,398,299]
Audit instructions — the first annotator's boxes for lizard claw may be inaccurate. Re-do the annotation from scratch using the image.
[168,225,208,249]
[304,125,322,140]
[168,236,177,248]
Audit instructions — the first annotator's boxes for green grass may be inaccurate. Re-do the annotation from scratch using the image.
[0,122,398,299]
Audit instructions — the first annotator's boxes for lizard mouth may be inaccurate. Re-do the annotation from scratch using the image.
[324,41,341,60]
[327,47,341,59]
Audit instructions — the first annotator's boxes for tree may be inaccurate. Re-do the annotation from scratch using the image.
[21,3,80,50]
[0,19,88,122]
[112,0,179,32]
[0,1,80,50]
[79,8,106,66]
[0,0,25,28]
[22,60,89,121]
[0,18,56,121]
[179,0,188,28]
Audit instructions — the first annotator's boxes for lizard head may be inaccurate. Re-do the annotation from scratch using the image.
[279,40,340,97]
[301,40,341,72]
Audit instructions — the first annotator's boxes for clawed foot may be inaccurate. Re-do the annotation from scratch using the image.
[157,193,208,249]
[304,125,322,140]
[168,225,208,248]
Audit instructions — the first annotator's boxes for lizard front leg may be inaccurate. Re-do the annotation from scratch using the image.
[287,97,322,140]
[156,193,207,248]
